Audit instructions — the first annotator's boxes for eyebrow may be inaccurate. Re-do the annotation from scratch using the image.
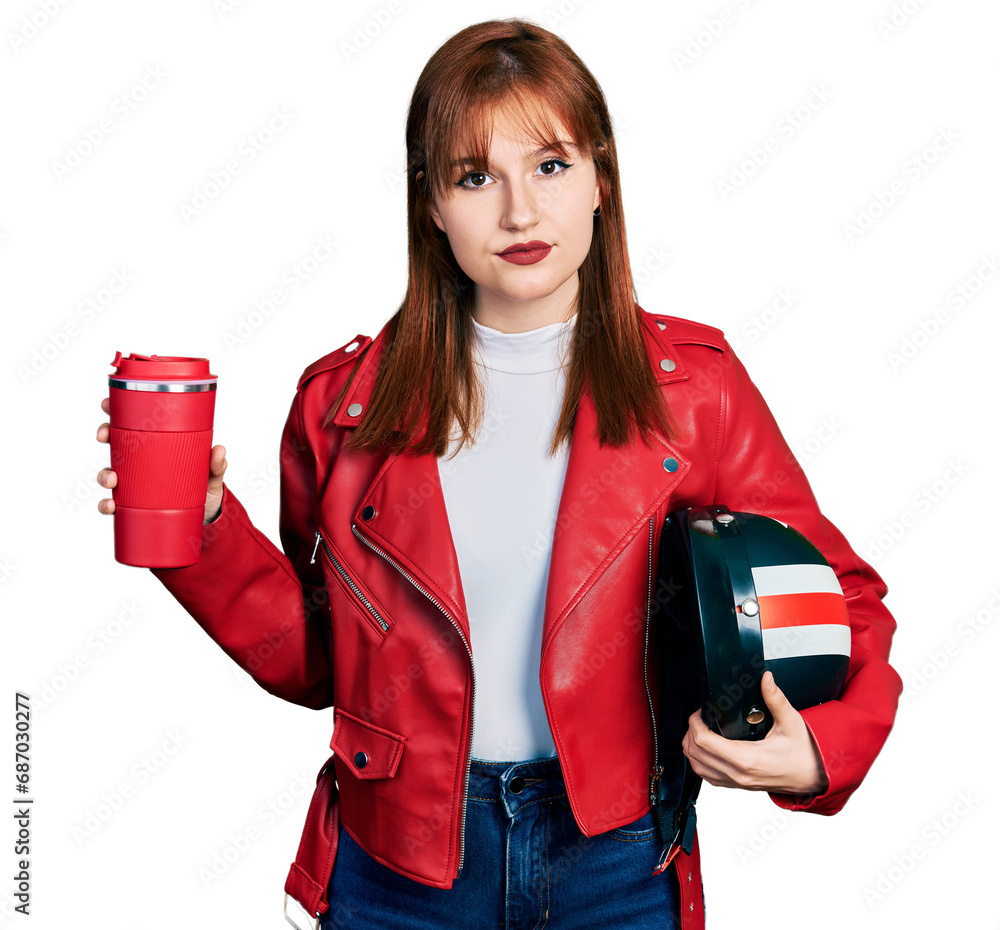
[449,141,578,169]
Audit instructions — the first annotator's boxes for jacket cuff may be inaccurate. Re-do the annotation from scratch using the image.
[767,706,839,813]
[767,697,881,815]
[150,481,254,582]
[147,480,333,708]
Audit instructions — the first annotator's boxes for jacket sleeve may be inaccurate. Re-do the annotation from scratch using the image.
[712,342,903,815]
[148,387,334,710]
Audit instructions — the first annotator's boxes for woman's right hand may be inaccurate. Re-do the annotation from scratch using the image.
[95,396,229,526]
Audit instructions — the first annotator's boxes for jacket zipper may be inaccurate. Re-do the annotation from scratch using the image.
[644,516,663,803]
[311,530,389,632]
[349,521,476,877]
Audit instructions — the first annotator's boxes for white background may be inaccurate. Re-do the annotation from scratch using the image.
[2,0,997,927]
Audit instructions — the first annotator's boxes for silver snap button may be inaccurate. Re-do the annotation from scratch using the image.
[345,341,359,353]
[656,320,666,330]
[663,457,679,473]
[347,403,363,417]
[742,598,759,617]
[354,751,369,769]
[660,358,676,372]
[717,513,734,524]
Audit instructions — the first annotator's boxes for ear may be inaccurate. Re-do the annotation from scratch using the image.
[428,202,445,233]
[417,170,446,233]
[592,183,601,214]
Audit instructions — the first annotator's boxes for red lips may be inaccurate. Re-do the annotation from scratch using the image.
[498,239,552,255]
[497,240,553,265]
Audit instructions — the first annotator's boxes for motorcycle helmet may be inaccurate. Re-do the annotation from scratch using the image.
[656,505,851,741]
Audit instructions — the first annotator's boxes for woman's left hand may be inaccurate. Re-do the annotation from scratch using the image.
[681,671,829,798]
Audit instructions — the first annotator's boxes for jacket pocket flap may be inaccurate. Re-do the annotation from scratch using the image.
[330,708,406,779]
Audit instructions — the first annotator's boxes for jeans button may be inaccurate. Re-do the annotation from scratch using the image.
[508,775,525,794]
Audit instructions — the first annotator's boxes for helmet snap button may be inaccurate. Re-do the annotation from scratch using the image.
[741,597,759,617]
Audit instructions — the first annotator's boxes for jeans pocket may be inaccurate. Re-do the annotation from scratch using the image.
[605,808,658,843]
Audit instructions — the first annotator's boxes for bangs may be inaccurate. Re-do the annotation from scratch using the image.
[425,85,590,197]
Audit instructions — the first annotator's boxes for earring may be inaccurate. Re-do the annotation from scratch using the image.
[593,205,602,217]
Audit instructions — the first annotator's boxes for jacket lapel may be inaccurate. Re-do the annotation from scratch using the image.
[328,313,693,646]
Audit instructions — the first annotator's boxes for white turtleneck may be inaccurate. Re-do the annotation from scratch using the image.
[436,312,577,762]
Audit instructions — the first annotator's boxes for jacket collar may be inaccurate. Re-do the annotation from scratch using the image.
[328,311,694,646]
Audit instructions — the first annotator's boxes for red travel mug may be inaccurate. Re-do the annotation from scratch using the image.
[107,352,218,568]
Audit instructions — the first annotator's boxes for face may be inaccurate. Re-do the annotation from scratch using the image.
[428,110,601,331]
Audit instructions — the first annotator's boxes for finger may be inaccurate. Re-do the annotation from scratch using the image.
[682,722,720,770]
[96,421,110,443]
[686,708,709,736]
[760,671,796,728]
[207,445,227,484]
[96,467,117,489]
[97,497,116,515]
[686,736,759,790]
[682,710,701,753]
[684,753,732,787]
[684,710,712,755]
[685,708,737,756]
[683,709,733,766]
[682,729,740,787]
[684,712,761,784]
[101,396,110,414]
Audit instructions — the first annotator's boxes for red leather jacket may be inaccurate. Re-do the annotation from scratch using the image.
[151,307,902,929]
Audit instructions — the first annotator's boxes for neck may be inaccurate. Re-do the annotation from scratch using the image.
[472,274,579,333]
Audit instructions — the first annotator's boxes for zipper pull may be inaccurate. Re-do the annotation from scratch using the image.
[310,530,322,564]
[649,763,663,804]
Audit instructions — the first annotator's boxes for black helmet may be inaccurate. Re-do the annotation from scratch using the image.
[657,505,851,742]
[649,504,852,873]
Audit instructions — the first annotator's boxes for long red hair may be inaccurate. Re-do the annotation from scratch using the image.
[324,17,675,456]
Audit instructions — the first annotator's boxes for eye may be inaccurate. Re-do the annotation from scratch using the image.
[537,158,572,177]
[455,158,574,190]
[456,170,494,190]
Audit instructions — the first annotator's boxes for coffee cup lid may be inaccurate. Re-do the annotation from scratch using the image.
[109,352,217,381]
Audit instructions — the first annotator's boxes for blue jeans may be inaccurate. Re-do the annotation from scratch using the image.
[321,755,680,929]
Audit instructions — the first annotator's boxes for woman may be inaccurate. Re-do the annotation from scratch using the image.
[95,18,901,930]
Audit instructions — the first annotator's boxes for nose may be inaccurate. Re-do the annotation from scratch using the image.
[500,175,540,231]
